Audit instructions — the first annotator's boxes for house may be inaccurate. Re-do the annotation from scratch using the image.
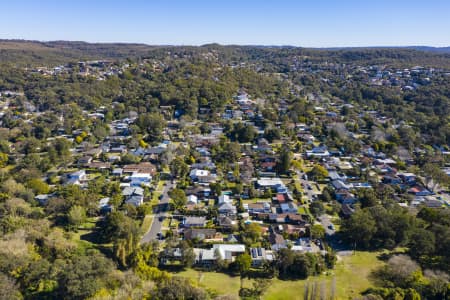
[408,186,433,196]
[77,156,93,165]
[110,145,127,154]
[194,248,216,266]
[218,202,237,216]
[218,215,237,229]
[85,162,111,170]
[125,195,144,207]
[123,162,157,176]
[248,202,271,214]
[398,172,417,184]
[187,194,198,204]
[269,230,287,251]
[424,199,443,208]
[332,180,352,190]
[99,197,113,213]
[35,194,53,205]
[129,172,151,187]
[382,175,402,185]
[291,238,320,253]
[190,169,210,180]
[190,169,216,183]
[112,168,123,176]
[183,216,207,228]
[184,228,217,241]
[212,244,246,261]
[280,202,298,213]
[328,170,347,182]
[122,186,144,198]
[306,146,330,158]
[67,170,87,185]
[256,178,285,190]
[187,186,211,199]
[218,194,232,204]
[250,247,274,267]
[281,224,306,236]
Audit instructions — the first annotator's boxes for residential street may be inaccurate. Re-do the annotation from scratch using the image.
[141,181,174,244]
[297,170,315,202]
[318,214,336,236]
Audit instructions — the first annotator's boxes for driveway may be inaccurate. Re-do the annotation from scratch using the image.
[141,180,175,244]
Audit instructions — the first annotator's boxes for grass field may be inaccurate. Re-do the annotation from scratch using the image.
[172,251,383,299]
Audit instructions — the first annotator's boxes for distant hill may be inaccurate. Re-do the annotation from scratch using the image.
[406,46,450,53]
[0,39,157,66]
[0,39,449,67]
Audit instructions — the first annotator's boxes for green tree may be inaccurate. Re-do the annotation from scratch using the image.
[341,208,377,249]
[310,224,326,239]
[169,157,189,179]
[67,205,86,229]
[27,178,50,195]
[278,146,293,174]
[234,252,252,288]
[169,188,187,211]
[309,164,329,181]
[0,152,8,168]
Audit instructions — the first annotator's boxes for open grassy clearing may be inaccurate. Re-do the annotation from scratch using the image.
[172,251,383,299]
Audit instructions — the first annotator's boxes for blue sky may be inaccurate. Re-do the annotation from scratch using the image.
[1,0,450,47]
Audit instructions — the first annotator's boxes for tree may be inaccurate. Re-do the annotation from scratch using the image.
[169,188,187,211]
[309,164,329,181]
[0,273,22,300]
[27,178,50,195]
[408,228,435,259]
[0,152,8,168]
[169,157,189,179]
[241,222,262,245]
[278,146,292,174]
[234,252,252,288]
[341,208,377,249]
[310,224,326,239]
[136,112,166,142]
[67,205,86,229]
[358,189,379,208]
[309,201,325,217]
[57,253,114,300]
[151,276,208,300]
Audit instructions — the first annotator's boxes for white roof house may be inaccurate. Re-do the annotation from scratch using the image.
[218,194,232,204]
[130,172,151,187]
[256,178,284,188]
[190,169,210,178]
[187,194,198,204]
[212,244,246,261]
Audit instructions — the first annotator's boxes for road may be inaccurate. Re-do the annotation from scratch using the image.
[318,214,336,236]
[141,181,174,244]
[297,170,315,202]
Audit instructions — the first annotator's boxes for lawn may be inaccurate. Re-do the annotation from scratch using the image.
[172,251,383,299]
[141,214,154,234]
[174,269,243,297]
[264,251,383,299]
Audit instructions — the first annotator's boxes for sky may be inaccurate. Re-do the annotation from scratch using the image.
[1,0,450,47]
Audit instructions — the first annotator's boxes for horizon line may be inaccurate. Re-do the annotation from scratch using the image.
[1,38,449,49]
